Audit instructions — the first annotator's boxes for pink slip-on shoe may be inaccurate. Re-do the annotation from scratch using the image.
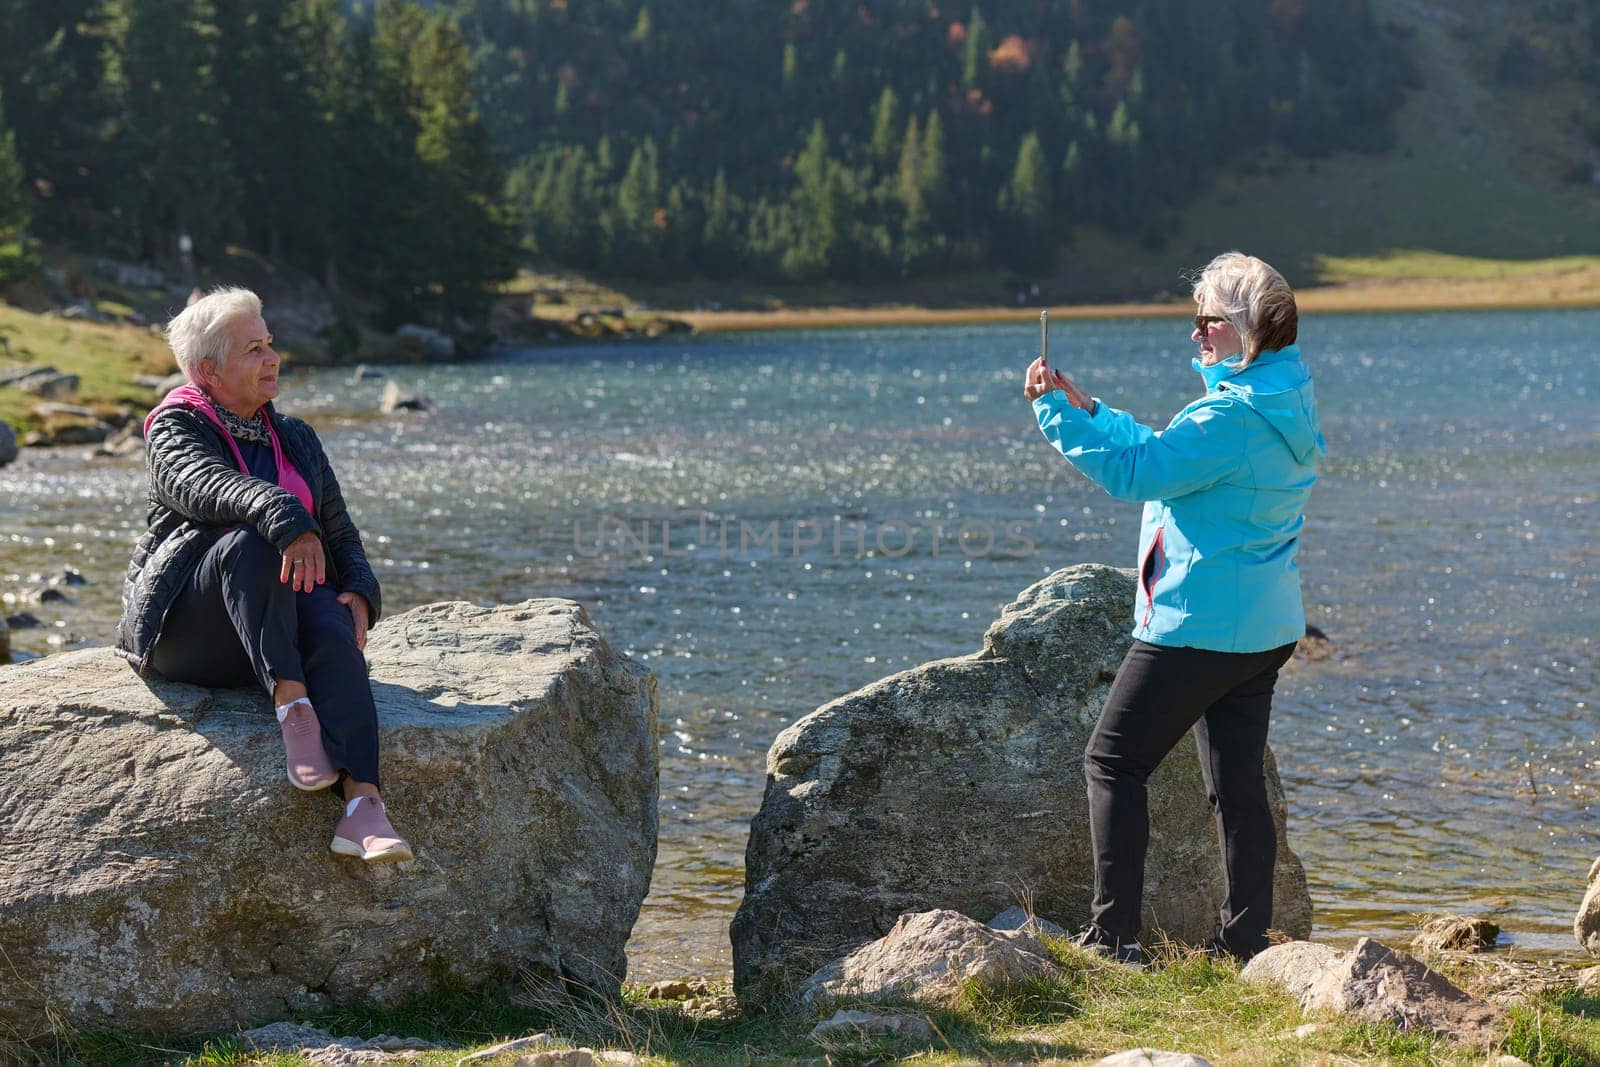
[275,697,339,791]
[331,796,414,863]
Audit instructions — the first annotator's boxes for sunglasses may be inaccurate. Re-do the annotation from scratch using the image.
[1194,314,1227,333]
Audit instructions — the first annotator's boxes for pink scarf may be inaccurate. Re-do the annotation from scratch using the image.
[145,384,316,515]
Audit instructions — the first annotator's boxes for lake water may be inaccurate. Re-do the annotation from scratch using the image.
[2,310,1596,978]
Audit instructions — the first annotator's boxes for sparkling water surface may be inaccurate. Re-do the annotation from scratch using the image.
[3,310,1595,976]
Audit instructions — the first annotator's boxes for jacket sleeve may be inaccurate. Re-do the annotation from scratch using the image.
[1033,390,1246,503]
[1084,397,1156,447]
[306,432,383,626]
[145,411,318,550]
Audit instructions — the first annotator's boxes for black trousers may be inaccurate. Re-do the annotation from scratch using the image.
[1082,639,1296,956]
[151,526,381,790]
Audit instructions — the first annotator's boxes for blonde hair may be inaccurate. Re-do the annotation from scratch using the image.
[1191,252,1297,365]
[164,287,263,383]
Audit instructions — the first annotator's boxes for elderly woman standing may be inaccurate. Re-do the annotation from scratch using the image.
[1024,252,1324,965]
[117,287,412,863]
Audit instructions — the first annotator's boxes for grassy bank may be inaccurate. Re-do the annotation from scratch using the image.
[662,252,1600,333]
[0,302,174,435]
[4,248,1597,439]
[29,943,1600,1066]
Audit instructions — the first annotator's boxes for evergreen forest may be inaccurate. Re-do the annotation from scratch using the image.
[1,0,1595,328]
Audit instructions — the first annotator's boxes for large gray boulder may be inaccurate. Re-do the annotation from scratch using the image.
[0,599,658,1040]
[1576,856,1600,956]
[731,564,1311,1002]
[0,417,17,466]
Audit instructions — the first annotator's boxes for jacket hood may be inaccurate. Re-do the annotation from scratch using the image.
[144,383,208,435]
[1193,345,1326,465]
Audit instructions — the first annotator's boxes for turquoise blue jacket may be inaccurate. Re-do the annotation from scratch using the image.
[1032,345,1325,653]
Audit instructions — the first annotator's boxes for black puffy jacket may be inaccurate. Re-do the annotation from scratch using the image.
[116,403,383,674]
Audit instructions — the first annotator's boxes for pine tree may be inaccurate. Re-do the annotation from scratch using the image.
[699,168,740,277]
[606,138,665,274]
[628,5,652,45]
[869,86,901,166]
[359,0,515,326]
[0,90,28,247]
[894,115,926,232]
[786,120,841,279]
[781,43,798,89]
[918,109,949,224]
[1062,39,1083,87]
[0,0,111,239]
[963,6,990,88]
[100,0,236,259]
[997,131,1054,272]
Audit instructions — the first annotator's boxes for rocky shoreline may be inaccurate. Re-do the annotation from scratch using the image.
[4,567,1600,1064]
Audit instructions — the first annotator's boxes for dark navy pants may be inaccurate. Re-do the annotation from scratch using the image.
[1082,638,1297,957]
[151,526,381,791]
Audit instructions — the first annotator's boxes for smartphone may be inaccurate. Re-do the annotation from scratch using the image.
[1040,309,1049,367]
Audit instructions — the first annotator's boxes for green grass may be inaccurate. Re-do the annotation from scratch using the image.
[24,945,1600,1066]
[1313,251,1600,283]
[0,301,176,434]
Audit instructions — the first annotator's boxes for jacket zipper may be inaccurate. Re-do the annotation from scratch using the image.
[1140,525,1165,630]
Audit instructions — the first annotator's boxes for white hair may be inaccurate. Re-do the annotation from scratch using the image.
[1191,252,1297,365]
[164,287,263,383]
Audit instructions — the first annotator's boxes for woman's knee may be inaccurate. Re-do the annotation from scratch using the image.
[1084,739,1148,783]
[215,527,281,575]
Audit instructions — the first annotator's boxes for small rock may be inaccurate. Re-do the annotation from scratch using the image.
[1411,914,1499,954]
[1574,965,1600,995]
[1093,1051,1214,1067]
[238,1022,438,1064]
[1240,941,1344,1003]
[379,380,433,414]
[88,422,144,459]
[593,1053,647,1066]
[809,1008,935,1044]
[31,587,70,604]
[1292,1023,1326,1039]
[240,1022,340,1052]
[454,1034,557,1066]
[350,364,386,382]
[41,567,87,588]
[30,401,99,420]
[988,904,1069,938]
[798,908,1059,1006]
[395,323,456,360]
[24,421,113,446]
[0,419,16,467]
[14,370,80,400]
[59,300,110,323]
[512,1050,594,1067]
[95,256,165,288]
[1303,937,1504,1047]
[1295,624,1333,662]
[5,613,42,629]
[643,977,710,1000]
[362,1035,440,1052]
[154,371,190,397]
[678,993,738,1019]
[1492,1057,1533,1067]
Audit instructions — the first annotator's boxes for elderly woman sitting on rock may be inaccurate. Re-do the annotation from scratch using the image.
[116,287,411,863]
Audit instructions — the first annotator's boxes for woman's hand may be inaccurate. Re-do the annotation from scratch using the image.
[337,591,370,651]
[1024,358,1096,413]
[1024,357,1057,401]
[280,531,326,592]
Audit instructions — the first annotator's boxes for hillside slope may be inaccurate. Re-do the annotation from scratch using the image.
[1059,0,1600,293]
